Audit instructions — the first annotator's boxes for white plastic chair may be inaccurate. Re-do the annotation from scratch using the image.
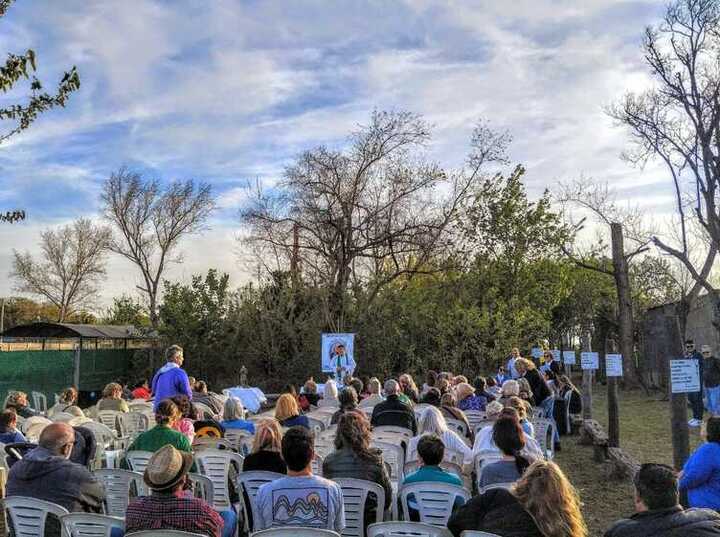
[531,417,556,459]
[187,472,215,504]
[52,412,76,423]
[5,496,70,537]
[463,411,487,433]
[367,522,452,537]
[403,461,463,481]
[126,531,205,537]
[478,482,515,494]
[473,451,504,490]
[306,415,327,435]
[94,468,145,516]
[532,407,545,420]
[461,531,502,537]
[96,411,122,433]
[251,528,340,537]
[61,513,125,537]
[317,399,339,409]
[311,452,324,477]
[445,419,468,437]
[334,478,385,537]
[118,412,149,436]
[81,421,118,450]
[370,440,406,482]
[472,420,496,437]
[31,392,48,414]
[125,450,154,474]
[398,482,470,527]
[223,428,254,452]
[372,426,413,443]
[194,448,244,510]
[236,471,285,533]
[193,437,234,451]
[193,402,217,420]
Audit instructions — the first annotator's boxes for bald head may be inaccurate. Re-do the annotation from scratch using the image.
[39,423,74,457]
[384,379,399,395]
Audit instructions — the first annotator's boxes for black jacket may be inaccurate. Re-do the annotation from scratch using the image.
[242,450,287,474]
[370,395,417,434]
[7,446,105,512]
[704,357,720,389]
[322,447,392,511]
[448,488,543,537]
[524,368,551,404]
[605,505,720,537]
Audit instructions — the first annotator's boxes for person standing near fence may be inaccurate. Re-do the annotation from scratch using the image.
[703,346,720,417]
[686,340,705,427]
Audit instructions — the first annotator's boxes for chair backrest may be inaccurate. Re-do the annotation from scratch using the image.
[117,412,149,436]
[472,420,496,437]
[5,496,70,537]
[473,451,504,489]
[192,402,217,420]
[96,411,121,433]
[194,448,244,510]
[125,530,207,537]
[478,481,515,495]
[192,437,234,452]
[398,482,470,527]
[311,452,324,477]
[532,407,545,420]
[125,450,154,474]
[531,417,556,459]
[251,528,341,537]
[236,471,285,532]
[80,421,117,450]
[334,478,385,537]
[61,513,125,537]
[445,419,468,437]
[187,472,215,504]
[370,440,405,482]
[223,428,253,451]
[460,532,502,537]
[305,416,327,435]
[31,392,47,414]
[403,461,463,481]
[464,411,487,432]
[372,425,413,443]
[94,468,144,516]
[317,399,339,409]
[367,522,452,537]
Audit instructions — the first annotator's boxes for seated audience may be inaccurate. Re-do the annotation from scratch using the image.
[192,381,224,415]
[515,358,559,450]
[474,376,496,403]
[440,392,473,441]
[48,387,83,417]
[256,426,345,531]
[485,377,501,398]
[5,391,38,419]
[606,463,720,537]
[403,434,464,521]
[457,382,487,412]
[399,374,420,404]
[323,411,392,526]
[478,414,533,489]
[275,393,310,429]
[517,377,535,406]
[474,407,543,460]
[0,409,25,444]
[408,406,472,464]
[96,382,130,413]
[679,416,720,510]
[7,423,105,537]
[131,379,152,400]
[125,399,193,460]
[421,387,442,407]
[422,370,438,396]
[171,395,197,443]
[449,460,587,537]
[323,379,340,405]
[331,387,359,425]
[299,378,320,411]
[371,379,418,434]
[505,395,534,437]
[358,378,384,408]
[126,445,224,537]
[349,378,364,400]
[498,380,519,406]
[243,418,287,474]
[221,396,256,434]
[557,375,582,414]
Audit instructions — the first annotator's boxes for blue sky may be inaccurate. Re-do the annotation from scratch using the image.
[0,0,670,307]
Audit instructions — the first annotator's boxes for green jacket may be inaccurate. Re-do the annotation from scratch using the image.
[122,425,195,470]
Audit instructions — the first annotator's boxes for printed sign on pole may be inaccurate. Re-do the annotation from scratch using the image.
[581,351,599,370]
[531,347,543,359]
[606,354,623,377]
[670,359,701,394]
[551,349,561,362]
[563,350,576,365]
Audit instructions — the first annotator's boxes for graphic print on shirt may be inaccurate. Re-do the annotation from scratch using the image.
[271,487,329,527]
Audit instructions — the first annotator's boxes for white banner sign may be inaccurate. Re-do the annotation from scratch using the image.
[531,347,543,359]
[551,349,561,362]
[606,354,623,377]
[581,351,599,370]
[670,359,701,394]
[563,350,576,365]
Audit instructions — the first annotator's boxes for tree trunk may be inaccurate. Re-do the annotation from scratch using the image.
[611,222,638,388]
[607,337,620,448]
[666,315,690,470]
[149,293,159,330]
[581,329,593,421]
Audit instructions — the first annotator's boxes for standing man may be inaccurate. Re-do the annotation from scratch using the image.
[703,345,720,417]
[506,347,521,380]
[151,345,192,410]
[686,339,705,427]
[330,343,356,382]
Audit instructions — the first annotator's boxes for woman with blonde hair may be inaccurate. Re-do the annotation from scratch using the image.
[323,379,339,405]
[499,380,520,406]
[275,393,310,429]
[456,382,487,412]
[448,459,587,537]
[399,374,420,404]
[242,418,287,474]
[407,406,472,464]
[96,382,130,413]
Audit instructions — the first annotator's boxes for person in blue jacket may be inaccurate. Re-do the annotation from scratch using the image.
[151,345,193,411]
[679,416,720,509]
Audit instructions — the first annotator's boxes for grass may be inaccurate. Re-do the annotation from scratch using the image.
[554,386,703,536]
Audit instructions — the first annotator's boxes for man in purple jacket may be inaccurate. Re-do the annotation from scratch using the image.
[151,345,193,410]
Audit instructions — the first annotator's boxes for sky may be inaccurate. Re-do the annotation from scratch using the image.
[0,0,672,311]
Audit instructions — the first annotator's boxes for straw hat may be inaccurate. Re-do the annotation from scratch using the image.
[143,445,193,491]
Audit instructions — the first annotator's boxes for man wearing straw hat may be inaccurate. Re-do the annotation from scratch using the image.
[126,445,224,537]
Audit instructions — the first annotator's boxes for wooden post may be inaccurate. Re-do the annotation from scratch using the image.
[73,341,81,390]
[666,315,690,470]
[582,329,593,420]
[608,341,620,448]
[611,222,636,386]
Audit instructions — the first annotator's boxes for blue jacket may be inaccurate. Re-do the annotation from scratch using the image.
[680,442,720,509]
[151,362,192,410]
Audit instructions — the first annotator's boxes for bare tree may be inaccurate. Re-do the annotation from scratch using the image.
[101,168,215,328]
[609,0,720,325]
[241,110,509,330]
[10,218,110,321]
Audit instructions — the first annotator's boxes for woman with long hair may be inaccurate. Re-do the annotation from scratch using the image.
[478,414,533,489]
[399,374,420,404]
[331,387,359,424]
[171,394,197,443]
[274,393,310,429]
[449,459,587,537]
[242,418,286,474]
[323,411,392,525]
[48,387,84,418]
[408,406,472,464]
[439,391,473,442]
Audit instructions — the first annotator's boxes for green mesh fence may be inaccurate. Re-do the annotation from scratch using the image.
[0,349,134,403]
